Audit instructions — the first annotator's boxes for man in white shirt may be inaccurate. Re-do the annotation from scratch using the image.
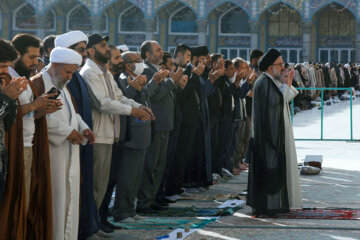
[80,34,153,212]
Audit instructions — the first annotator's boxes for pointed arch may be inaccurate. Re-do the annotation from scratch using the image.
[310,0,356,19]
[67,4,107,32]
[100,0,146,16]
[13,2,56,31]
[169,5,198,34]
[205,0,251,19]
[218,6,250,35]
[154,0,198,17]
[260,0,303,17]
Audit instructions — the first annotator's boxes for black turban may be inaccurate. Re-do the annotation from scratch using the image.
[190,46,209,57]
[258,48,281,72]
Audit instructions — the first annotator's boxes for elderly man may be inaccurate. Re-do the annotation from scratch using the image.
[80,34,151,216]
[108,51,161,222]
[38,47,95,239]
[55,30,107,239]
[247,48,302,217]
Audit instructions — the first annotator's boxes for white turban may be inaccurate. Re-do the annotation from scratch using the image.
[50,47,82,66]
[117,45,129,52]
[344,63,350,69]
[55,30,88,48]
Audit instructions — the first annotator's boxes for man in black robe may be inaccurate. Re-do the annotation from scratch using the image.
[247,48,290,216]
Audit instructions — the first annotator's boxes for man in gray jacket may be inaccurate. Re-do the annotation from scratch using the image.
[136,41,183,213]
[80,34,153,214]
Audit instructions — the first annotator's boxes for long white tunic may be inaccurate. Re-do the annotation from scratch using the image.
[42,71,89,240]
[266,73,303,209]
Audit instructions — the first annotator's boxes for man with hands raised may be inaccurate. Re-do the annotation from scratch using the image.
[136,40,179,214]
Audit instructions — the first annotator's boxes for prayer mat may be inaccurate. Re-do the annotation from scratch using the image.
[179,193,244,201]
[108,217,217,229]
[260,208,360,220]
[132,206,242,217]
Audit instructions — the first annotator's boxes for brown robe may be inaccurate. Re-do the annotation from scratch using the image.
[26,76,52,240]
[0,100,26,240]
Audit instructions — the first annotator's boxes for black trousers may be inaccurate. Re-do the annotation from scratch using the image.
[155,130,178,201]
[210,118,221,174]
[164,123,198,196]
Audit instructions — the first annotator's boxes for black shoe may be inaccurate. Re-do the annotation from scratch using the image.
[100,222,114,233]
[136,207,159,214]
[160,198,176,204]
[156,201,169,207]
[101,220,122,230]
[150,203,168,210]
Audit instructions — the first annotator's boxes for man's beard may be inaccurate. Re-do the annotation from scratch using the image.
[15,59,33,79]
[109,62,122,75]
[272,66,281,81]
[52,68,68,89]
[94,49,110,64]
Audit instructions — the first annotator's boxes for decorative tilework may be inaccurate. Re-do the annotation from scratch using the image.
[258,0,303,15]
[206,0,252,17]
[154,0,197,15]
[310,0,356,17]
[99,0,146,14]
[24,0,37,8]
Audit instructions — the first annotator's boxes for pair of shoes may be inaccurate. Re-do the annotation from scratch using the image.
[179,191,193,197]
[197,187,207,192]
[212,173,225,182]
[114,217,136,223]
[156,201,169,207]
[101,220,122,230]
[150,202,168,210]
[99,222,114,233]
[184,187,199,193]
[222,168,233,179]
[132,215,146,221]
[166,194,183,201]
[96,229,113,238]
[158,198,176,204]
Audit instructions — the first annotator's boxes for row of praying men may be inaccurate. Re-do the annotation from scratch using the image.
[0,31,306,239]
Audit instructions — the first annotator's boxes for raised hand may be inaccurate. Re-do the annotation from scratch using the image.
[170,67,183,85]
[192,63,205,76]
[0,77,28,99]
[127,76,142,91]
[179,75,188,89]
[209,69,224,84]
[153,70,170,84]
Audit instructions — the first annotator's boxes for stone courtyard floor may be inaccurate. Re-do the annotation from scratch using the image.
[111,167,360,240]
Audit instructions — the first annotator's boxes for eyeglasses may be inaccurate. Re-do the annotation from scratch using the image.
[272,63,285,67]
[127,58,143,63]
[73,47,87,53]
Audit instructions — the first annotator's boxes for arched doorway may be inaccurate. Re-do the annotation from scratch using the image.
[314,3,355,63]
[260,2,302,63]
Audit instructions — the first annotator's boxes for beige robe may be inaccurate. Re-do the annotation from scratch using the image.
[43,71,89,240]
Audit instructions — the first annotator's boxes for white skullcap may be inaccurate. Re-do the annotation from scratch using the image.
[344,63,350,68]
[325,62,330,68]
[55,30,88,48]
[50,47,82,66]
[117,45,129,52]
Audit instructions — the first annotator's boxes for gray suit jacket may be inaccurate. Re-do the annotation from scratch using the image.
[119,72,158,150]
[142,61,175,132]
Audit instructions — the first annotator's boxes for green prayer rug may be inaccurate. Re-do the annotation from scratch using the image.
[108,217,217,229]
